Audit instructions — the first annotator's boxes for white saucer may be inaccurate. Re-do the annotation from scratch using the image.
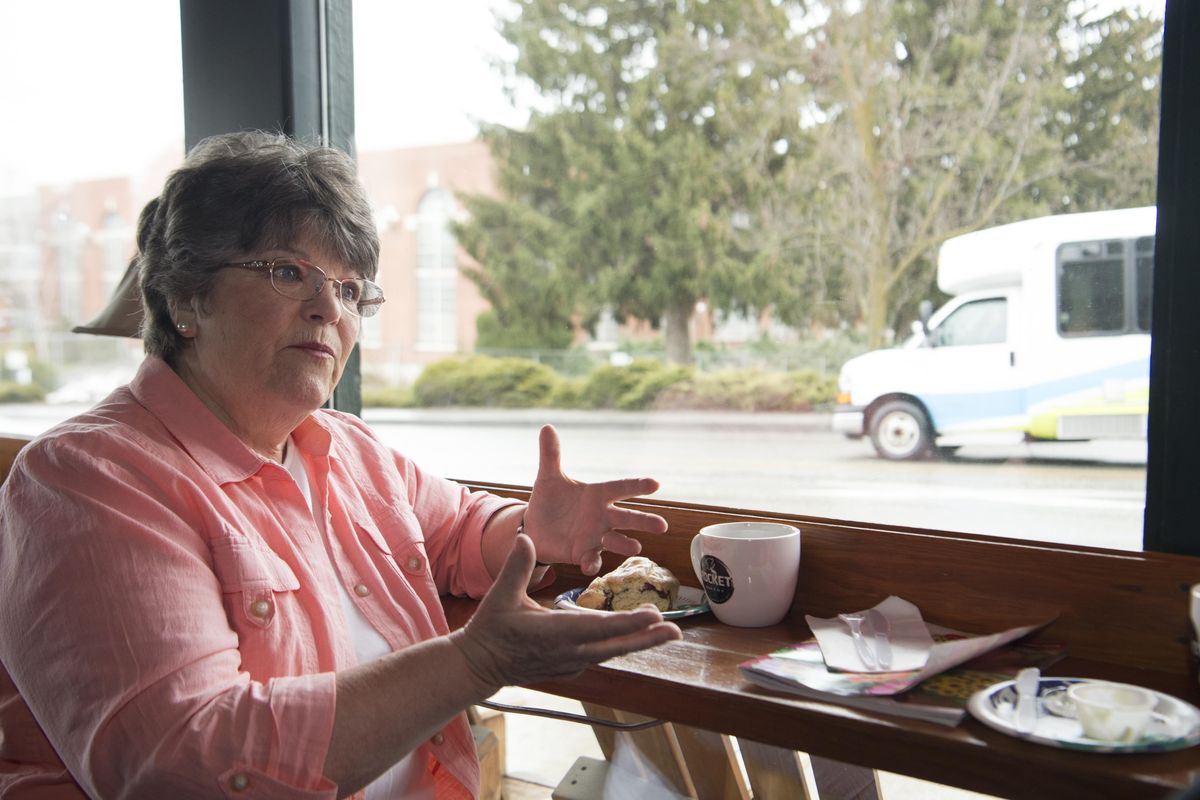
[968,677,1200,753]
[554,585,710,620]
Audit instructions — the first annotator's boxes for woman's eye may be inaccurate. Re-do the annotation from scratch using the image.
[340,282,362,302]
[273,263,305,283]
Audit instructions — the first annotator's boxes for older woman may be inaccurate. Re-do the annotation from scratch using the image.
[0,132,680,799]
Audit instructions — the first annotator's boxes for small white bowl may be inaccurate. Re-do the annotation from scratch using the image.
[1067,682,1157,743]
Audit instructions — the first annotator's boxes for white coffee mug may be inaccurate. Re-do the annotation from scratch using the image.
[690,521,800,627]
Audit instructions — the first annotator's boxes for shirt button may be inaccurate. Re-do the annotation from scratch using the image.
[230,772,249,791]
[406,557,422,571]
[431,733,445,746]
[249,600,271,618]
[353,583,370,597]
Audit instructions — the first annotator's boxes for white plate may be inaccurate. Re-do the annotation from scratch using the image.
[554,586,710,620]
[968,677,1200,753]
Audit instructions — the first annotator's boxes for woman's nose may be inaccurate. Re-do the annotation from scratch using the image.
[304,279,344,322]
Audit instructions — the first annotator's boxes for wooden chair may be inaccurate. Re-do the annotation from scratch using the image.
[0,434,25,486]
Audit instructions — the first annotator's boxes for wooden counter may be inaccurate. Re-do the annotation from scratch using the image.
[452,483,1200,799]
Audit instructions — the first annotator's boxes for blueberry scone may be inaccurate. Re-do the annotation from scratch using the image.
[576,556,680,612]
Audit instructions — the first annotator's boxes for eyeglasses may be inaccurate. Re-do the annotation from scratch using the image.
[224,258,386,318]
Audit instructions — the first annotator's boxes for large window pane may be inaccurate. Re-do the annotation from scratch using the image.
[360,1,1162,553]
[0,1,182,431]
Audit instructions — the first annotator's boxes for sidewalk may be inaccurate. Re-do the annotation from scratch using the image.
[364,407,833,433]
[0,403,834,439]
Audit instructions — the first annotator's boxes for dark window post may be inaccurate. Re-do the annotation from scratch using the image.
[180,0,361,415]
[1145,1,1200,554]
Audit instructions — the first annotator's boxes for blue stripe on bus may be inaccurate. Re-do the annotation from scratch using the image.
[922,358,1149,429]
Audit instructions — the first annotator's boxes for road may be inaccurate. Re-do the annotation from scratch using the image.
[0,404,1147,551]
[361,409,1147,552]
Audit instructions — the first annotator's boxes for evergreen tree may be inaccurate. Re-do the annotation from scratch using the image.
[457,0,1162,354]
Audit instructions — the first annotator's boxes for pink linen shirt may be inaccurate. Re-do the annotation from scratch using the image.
[0,356,521,799]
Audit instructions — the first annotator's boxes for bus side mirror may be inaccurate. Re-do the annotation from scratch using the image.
[916,300,935,344]
[918,299,934,325]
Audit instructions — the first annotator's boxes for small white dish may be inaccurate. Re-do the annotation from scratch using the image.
[554,586,711,620]
[1068,681,1157,742]
[968,677,1200,753]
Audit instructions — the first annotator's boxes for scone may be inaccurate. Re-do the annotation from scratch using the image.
[576,556,680,612]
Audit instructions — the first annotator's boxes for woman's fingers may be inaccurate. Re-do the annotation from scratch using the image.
[594,476,661,504]
[579,546,605,576]
[599,530,642,557]
[535,424,564,481]
[531,610,681,668]
[607,506,669,535]
[485,533,537,606]
[574,621,682,664]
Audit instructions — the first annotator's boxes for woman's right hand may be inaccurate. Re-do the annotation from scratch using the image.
[450,534,681,694]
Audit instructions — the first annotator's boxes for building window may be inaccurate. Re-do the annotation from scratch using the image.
[415,188,458,352]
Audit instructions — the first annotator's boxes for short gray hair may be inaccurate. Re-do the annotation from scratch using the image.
[137,131,380,362]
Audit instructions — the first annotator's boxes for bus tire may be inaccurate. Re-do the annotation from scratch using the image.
[869,400,933,461]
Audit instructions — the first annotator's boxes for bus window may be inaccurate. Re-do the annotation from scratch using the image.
[1136,236,1155,332]
[1057,239,1126,335]
[932,298,1007,347]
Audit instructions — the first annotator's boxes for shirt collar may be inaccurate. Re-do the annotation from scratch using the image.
[130,356,333,484]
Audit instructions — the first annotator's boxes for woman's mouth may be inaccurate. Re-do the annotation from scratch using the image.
[291,341,336,358]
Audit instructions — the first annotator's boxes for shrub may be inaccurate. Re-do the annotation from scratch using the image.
[403,354,836,411]
[786,369,839,408]
[547,376,585,408]
[0,382,46,403]
[655,368,837,411]
[412,356,560,408]
[616,364,693,410]
[577,359,664,408]
[361,386,415,408]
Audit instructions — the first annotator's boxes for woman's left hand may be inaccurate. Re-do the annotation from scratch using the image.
[522,425,668,575]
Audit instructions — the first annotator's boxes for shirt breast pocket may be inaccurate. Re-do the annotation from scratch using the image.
[351,506,430,583]
[208,531,300,629]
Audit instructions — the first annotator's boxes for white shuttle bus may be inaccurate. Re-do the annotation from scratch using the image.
[833,206,1155,460]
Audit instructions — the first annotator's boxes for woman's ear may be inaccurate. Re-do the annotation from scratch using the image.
[169,300,198,339]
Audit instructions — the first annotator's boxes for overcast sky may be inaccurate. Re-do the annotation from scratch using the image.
[0,0,1165,193]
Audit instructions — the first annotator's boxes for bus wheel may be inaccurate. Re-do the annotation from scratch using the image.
[869,400,932,461]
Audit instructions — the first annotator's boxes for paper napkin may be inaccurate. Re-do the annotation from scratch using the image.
[807,595,935,673]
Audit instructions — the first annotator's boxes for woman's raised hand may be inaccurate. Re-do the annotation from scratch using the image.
[523,425,668,575]
[451,534,681,694]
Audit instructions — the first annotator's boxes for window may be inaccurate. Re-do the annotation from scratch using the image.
[352,1,1166,553]
[933,299,1007,347]
[4,1,1181,557]
[1136,236,1154,332]
[1056,238,1153,336]
[0,1,181,418]
[415,188,459,352]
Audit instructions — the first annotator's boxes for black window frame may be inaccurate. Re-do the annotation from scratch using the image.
[177,1,1199,556]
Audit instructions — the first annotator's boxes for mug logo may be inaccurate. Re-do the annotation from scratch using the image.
[700,555,734,604]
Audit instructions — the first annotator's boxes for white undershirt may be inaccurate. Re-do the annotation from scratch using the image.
[283,440,434,800]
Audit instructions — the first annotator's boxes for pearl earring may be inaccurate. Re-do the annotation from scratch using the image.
[176,322,188,331]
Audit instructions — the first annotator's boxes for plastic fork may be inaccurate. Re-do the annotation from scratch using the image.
[839,612,878,669]
[865,609,893,669]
